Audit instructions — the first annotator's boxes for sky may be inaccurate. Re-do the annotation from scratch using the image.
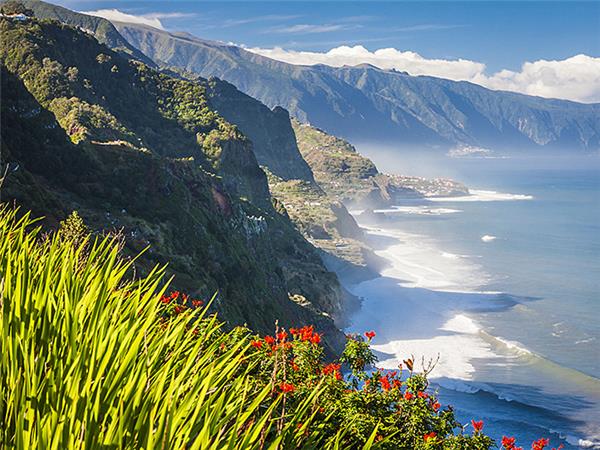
[55,1,600,103]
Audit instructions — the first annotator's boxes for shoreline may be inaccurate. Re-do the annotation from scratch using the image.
[334,209,600,449]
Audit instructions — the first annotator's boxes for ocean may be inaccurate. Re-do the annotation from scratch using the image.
[344,154,600,448]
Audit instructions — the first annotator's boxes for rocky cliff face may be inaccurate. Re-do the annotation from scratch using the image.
[114,22,600,153]
[205,79,314,182]
[0,17,346,353]
[292,120,469,209]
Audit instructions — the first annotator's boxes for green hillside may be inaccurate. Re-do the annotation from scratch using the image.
[0,15,346,353]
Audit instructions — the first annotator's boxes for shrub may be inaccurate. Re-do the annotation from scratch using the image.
[0,207,564,449]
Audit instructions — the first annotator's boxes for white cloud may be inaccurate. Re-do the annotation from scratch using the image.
[81,9,165,29]
[80,9,196,30]
[473,54,600,103]
[249,45,485,80]
[247,46,600,103]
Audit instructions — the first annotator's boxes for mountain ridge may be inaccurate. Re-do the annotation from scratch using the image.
[113,22,600,152]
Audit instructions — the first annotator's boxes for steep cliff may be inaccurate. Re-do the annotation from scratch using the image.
[0,16,346,353]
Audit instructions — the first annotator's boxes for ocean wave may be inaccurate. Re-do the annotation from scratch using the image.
[486,334,534,356]
[374,206,462,215]
[429,189,534,202]
[575,337,596,345]
[434,379,600,449]
[347,221,600,446]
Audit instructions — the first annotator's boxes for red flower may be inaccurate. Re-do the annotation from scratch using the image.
[160,295,170,304]
[173,305,185,314]
[380,376,391,391]
[418,391,428,399]
[404,391,413,401]
[264,336,275,346]
[277,331,288,342]
[323,363,341,375]
[432,401,441,412]
[502,436,516,449]
[279,382,295,393]
[298,325,315,341]
[532,438,550,450]
[424,432,437,442]
[251,340,263,349]
[191,299,203,308]
[471,419,484,433]
[364,330,376,340]
[310,333,321,344]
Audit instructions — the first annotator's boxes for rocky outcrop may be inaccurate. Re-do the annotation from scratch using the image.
[292,120,469,209]
[206,79,314,182]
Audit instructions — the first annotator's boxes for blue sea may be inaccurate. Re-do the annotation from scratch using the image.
[345,154,600,448]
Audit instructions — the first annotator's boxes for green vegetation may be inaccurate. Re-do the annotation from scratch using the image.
[0,16,346,352]
[0,1,33,16]
[265,168,376,276]
[6,0,155,64]
[291,120,383,208]
[0,207,501,449]
[292,120,469,208]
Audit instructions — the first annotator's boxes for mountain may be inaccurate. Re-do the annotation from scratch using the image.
[291,120,469,209]
[0,15,347,353]
[114,22,600,153]
[11,0,155,66]
[3,0,314,181]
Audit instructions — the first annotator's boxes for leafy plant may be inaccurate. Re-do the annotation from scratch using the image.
[0,207,566,449]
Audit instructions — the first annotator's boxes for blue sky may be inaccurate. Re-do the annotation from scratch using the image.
[55,1,599,72]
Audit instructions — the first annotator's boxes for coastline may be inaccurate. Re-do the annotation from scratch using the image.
[335,203,600,449]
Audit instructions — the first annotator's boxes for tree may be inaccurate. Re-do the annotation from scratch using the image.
[0,1,34,16]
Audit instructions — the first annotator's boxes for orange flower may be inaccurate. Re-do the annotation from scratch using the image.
[264,336,275,346]
[251,340,263,349]
[502,436,516,449]
[380,376,391,391]
[364,330,376,340]
[424,432,437,442]
[404,391,413,401]
[277,331,288,342]
[323,363,341,375]
[279,382,295,393]
[532,438,550,450]
[471,419,484,433]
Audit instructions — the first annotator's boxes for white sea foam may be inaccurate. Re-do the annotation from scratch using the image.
[346,224,506,380]
[481,235,497,242]
[429,189,533,202]
[374,206,462,215]
[361,227,490,292]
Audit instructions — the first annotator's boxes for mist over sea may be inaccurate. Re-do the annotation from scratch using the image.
[344,154,600,448]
